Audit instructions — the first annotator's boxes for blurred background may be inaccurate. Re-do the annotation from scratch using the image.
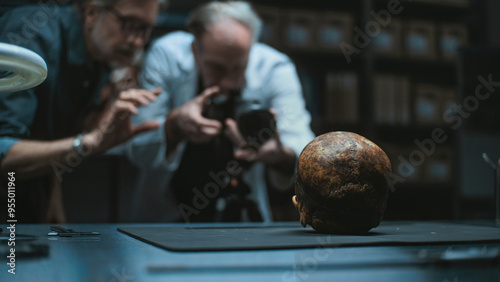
[1,0,500,222]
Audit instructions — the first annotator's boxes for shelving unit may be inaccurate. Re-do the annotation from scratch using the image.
[150,0,489,221]
[249,0,486,220]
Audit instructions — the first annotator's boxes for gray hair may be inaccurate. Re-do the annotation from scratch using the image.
[76,0,168,15]
[187,1,262,42]
[91,0,167,6]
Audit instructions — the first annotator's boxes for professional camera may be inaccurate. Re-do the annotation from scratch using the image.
[202,90,238,124]
[202,90,277,148]
[202,90,277,222]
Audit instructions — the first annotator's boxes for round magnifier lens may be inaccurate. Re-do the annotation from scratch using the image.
[0,42,47,93]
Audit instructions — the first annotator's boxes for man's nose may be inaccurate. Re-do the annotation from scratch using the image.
[127,34,146,49]
[219,76,234,90]
[219,72,241,90]
[130,36,146,48]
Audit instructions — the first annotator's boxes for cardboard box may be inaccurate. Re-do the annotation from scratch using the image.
[424,148,453,183]
[340,72,359,123]
[393,76,411,125]
[254,5,283,48]
[441,88,457,123]
[439,24,468,60]
[405,21,437,60]
[324,72,359,124]
[373,74,393,125]
[315,12,353,52]
[283,10,316,49]
[373,19,403,57]
[373,74,410,126]
[414,84,442,125]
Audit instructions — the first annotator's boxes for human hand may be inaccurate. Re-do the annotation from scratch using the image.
[83,85,160,154]
[82,87,161,131]
[168,86,223,143]
[224,109,295,166]
[119,87,161,106]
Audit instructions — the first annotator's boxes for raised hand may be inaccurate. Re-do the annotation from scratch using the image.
[119,87,161,106]
[224,109,295,166]
[83,85,161,154]
[166,86,223,144]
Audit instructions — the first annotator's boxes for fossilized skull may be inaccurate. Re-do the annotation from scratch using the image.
[292,131,392,234]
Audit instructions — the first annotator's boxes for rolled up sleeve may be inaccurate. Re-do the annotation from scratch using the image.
[0,90,37,164]
[0,137,19,163]
[0,8,50,164]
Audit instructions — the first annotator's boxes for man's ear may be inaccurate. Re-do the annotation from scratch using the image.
[292,195,307,227]
[83,2,99,28]
[292,195,298,209]
[191,41,200,67]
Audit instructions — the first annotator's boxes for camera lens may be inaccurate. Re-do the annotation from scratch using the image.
[237,109,276,148]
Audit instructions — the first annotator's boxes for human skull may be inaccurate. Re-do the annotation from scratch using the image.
[292,131,392,234]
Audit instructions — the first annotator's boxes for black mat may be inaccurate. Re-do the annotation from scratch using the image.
[118,222,500,252]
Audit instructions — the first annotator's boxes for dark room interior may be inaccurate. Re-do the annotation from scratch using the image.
[1,0,500,281]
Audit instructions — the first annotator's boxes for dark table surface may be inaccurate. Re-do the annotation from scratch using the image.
[1,221,500,282]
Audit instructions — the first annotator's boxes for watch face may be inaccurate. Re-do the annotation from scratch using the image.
[72,134,85,155]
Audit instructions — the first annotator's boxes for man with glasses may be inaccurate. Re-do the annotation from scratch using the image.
[0,0,166,223]
[100,6,154,40]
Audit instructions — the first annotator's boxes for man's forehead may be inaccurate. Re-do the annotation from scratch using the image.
[113,0,158,23]
[200,19,253,49]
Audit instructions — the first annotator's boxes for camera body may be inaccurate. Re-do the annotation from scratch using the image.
[237,109,276,149]
[203,91,276,149]
[202,92,237,124]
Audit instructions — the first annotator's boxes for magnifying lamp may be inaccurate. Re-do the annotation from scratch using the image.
[0,42,48,93]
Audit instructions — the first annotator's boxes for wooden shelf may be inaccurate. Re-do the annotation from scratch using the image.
[373,0,471,22]
[373,57,458,85]
[373,125,457,143]
[252,0,363,12]
[271,48,364,71]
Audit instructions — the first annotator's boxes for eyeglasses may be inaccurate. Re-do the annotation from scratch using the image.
[101,6,154,39]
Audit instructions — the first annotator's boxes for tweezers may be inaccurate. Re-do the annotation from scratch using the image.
[48,226,101,237]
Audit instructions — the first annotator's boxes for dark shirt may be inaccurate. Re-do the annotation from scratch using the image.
[0,5,109,222]
[170,79,236,222]
[170,80,262,222]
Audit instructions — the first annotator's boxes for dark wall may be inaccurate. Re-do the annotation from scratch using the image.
[487,0,500,47]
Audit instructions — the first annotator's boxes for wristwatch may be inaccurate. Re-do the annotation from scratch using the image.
[72,133,85,155]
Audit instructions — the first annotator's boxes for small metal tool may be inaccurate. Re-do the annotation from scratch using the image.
[48,226,100,237]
